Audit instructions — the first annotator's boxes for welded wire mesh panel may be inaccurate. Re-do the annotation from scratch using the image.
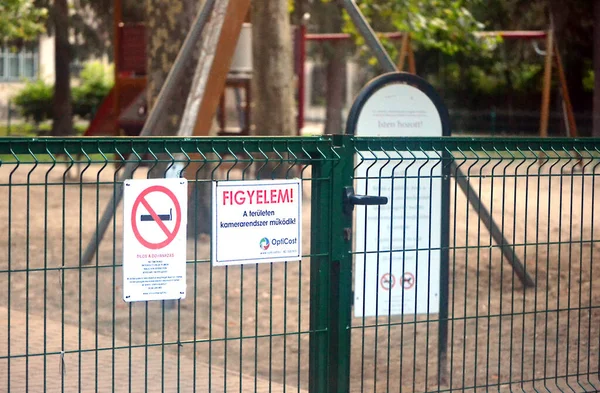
[0,137,337,392]
[350,138,600,393]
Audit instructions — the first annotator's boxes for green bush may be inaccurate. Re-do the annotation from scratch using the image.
[12,79,53,124]
[72,61,114,119]
[12,61,114,124]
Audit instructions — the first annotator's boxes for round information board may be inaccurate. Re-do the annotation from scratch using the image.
[346,72,450,137]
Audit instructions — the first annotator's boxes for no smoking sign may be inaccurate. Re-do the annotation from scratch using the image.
[123,178,188,302]
[131,185,182,249]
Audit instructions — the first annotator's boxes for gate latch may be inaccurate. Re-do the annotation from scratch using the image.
[343,186,388,216]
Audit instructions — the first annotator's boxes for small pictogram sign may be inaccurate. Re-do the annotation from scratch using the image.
[131,185,182,250]
[380,273,396,291]
[402,272,415,290]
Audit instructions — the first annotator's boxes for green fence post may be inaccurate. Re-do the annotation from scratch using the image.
[309,135,354,393]
[329,135,355,392]
[309,147,333,392]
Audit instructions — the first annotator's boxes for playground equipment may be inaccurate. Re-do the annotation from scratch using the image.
[297,29,578,138]
[84,0,575,139]
[84,0,254,138]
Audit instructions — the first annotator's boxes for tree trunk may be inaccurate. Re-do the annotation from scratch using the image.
[324,42,346,134]
[251,0,295,139]
[51,0,73,137]
[323,4,346,135]
[312,1,346,135]
[594,0,600,136]
[146,0,202,137]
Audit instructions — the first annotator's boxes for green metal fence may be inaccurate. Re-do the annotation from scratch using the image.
[0,136,599,392]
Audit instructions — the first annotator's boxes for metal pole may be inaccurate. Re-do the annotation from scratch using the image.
[297,23,307,134]
[340,0,396,70]
[81,0,218,265]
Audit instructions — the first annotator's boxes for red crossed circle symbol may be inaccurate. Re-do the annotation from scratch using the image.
[380,273,396,291]
[131,185,181,249]
[403,272,415,290]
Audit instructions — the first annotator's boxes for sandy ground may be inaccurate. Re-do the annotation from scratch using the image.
[0,157,599,392]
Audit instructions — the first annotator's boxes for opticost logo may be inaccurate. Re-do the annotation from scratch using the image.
[259,237,270,250]
[271,237,298,246]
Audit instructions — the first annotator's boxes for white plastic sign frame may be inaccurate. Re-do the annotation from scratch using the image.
[346,72,451,318]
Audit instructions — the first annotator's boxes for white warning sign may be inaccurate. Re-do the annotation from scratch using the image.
[353,152,441,317]
[351,80,443,318]
[212,179,302,266]
[122,178,188,302]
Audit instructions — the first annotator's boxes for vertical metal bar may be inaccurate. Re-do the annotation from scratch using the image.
[44,149,55,392]
[520,149,535,389]
[575,150,588,391]
[308,153,332,393]
[161,301,166,392]
[269,262,274,391]
[297,157,303,392]
[109,147,118,393]
[460,150,473,391]
[385,149,399,393]
[589,151,599,388]
[128,301,132,392]
[424,148,439,392]
[329,135,354,392]
[145,302,148,392]
[485,153,501,389]
[496,147,512,387]
[565,150,576,388]
[61,145,67,393]
[508,150,522,387]
[239,263,244,393]
[400,150,415,392]
[193,163,200,392]
[25,151,37,393]
[283,263,288,392]
[297,24,306,134]
[95,156,102,392]
[359,152,371,393]
[253,264,258,393]
[555,151,567,384]
[412,150,425,393]
[448,153,462,391]
[78,149,85,391]
[543,149,559,392]
[472,146,490,389]
[6,147,17,393]
[372,149,385,393]
[539,30,554,138]
[224,264,229,392]
[532,147,544,392]
[177,299,181,392]
[585,151,597,387]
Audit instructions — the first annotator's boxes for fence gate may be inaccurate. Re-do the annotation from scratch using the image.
[347,137,600,393]
[1,136,599,393]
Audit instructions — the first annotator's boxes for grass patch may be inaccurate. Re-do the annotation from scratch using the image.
[0,121,88,137]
